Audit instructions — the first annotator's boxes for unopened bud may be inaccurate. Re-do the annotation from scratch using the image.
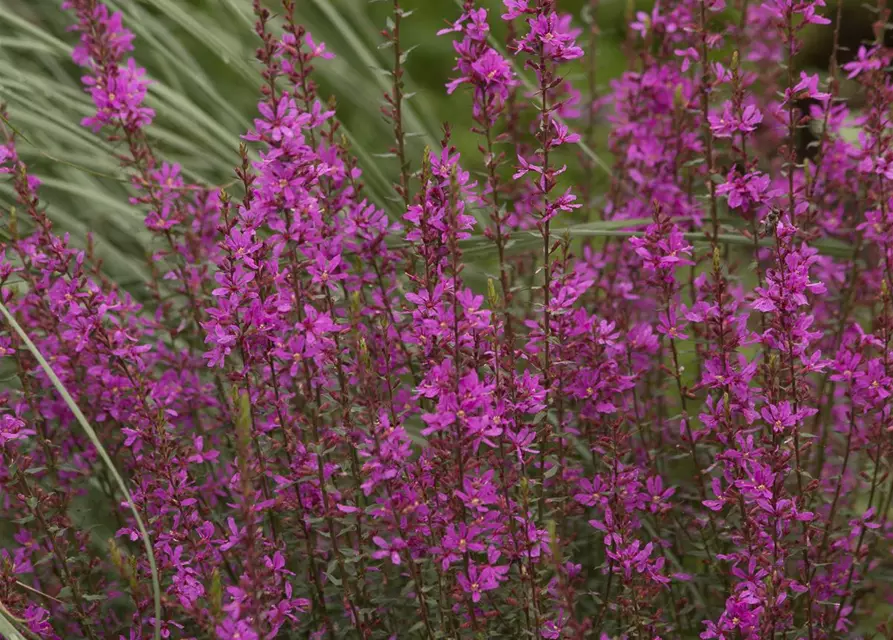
[674,85,686,111]
[547,520,562,564]
[358,336,369,363]
[109,538,124,573]
[209,568,223,617]
[127,556,139,592]
[487,278,500,309]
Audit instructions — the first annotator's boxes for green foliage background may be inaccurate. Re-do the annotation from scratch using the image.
[0,0,856,284]
[0,0,633,289]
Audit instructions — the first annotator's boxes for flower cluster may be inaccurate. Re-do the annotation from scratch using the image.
[1,0,892,638]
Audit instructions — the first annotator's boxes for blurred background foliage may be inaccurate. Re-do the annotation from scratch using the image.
[0,0,879,290]
[0,0,622,301]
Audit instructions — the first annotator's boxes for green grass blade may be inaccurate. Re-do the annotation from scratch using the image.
[141,0,257,84]
[0,608,26,640]
[0,11,70,54]
[310,0,439,148]
[387,217,854,259]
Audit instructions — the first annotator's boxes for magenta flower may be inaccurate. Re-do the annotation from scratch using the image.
[716,170,775,209]
[469,49,512,89]
[760,401,798,433]
[787,71,830,103]
[372,536,407,566]
[709,102,763,138]
[842,46,884,78]
[457,562,499,603]
[643,476,675,513]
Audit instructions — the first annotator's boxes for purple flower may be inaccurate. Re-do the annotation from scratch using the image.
[520,13,583,61]
[760,401,798,433]
[786,71,830,103]
[716,170,775,210]
[709,102,763,138]
[842,46,884,79]
[457,562,499,603]
[372,536,407,565]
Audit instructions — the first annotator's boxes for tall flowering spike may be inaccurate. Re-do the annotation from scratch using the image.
[63,1,154,131]
[440,4,516,127]
[64,0,221,338]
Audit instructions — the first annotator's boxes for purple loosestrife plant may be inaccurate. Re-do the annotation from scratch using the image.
[1,0,893,638]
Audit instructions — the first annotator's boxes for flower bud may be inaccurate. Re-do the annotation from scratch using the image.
[209,568,223,617]
[421,146,431,176]
[358,336,371,369]
[487,278,500,308]
[547,519,562,564]
[109,538,124,574]
[674,85,686,111]
[127,556,139,593]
